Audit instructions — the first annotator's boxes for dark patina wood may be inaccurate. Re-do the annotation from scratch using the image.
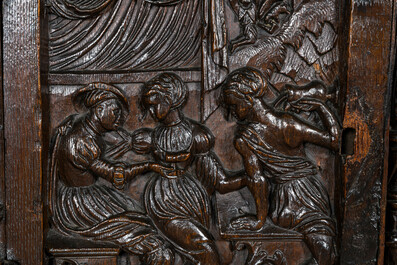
[1,0,396,264]
[385,20,397,264]
[339,1,396,264]
[3,1,45,264]
[0,3,6,262]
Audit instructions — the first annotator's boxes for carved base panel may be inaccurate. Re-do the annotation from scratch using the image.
[216,190,314,264]
[233,240,313,265]
[49,248,120,265]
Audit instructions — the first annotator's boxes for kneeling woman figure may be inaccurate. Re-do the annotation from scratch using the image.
[139,73,221,265]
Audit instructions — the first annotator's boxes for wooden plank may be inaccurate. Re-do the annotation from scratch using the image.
[0,2,6,261]
[339,0,395,264]
[3,0,44,264]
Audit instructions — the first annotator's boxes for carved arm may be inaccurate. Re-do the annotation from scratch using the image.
[286,98,341,151]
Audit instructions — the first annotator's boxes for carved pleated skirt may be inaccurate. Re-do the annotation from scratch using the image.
[144,173,213,252]
[54,181,166,255]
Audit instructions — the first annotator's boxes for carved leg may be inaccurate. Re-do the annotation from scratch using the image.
[161,219,220,265]
[304,234,336,265]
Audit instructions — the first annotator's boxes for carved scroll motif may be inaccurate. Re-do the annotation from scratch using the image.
[235,242,288,265]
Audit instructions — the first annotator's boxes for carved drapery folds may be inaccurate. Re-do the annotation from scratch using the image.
[50,0,185,19]
[202,0,229,121]
[48,75,340,264]
[47,0,341,264]
[49,0,201,71]
[145,0,185,5]
[50,0,115,19]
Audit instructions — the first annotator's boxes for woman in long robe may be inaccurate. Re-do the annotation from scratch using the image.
[50,83,173,265]
[138,73,222,265]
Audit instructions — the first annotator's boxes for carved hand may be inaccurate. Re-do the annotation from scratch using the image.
[149,163,176,178]
[288,97,322,112]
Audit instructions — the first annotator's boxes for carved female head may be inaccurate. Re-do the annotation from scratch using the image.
[221,67,267,121]
[73,83,129,130]
[141,73,188,122]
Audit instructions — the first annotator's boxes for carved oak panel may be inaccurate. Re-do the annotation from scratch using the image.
[44,1,343,264]
[1,0,393,264]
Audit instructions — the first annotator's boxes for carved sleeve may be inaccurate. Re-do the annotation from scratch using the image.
[72,137,118,183]
[234,134,265,182]
[70,136,150,189]
[131,128,154,155]
[71,136,102,171]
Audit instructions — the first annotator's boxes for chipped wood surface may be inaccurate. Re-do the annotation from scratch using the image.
[339,0,395,264]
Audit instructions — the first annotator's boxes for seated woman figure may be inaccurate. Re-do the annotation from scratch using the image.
[49,83,173,265]
[220,67,339,265]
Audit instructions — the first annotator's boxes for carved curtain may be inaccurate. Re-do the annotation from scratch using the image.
[0,0,395,264]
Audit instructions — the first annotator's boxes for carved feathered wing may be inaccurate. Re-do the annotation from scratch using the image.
[229,0,337,91]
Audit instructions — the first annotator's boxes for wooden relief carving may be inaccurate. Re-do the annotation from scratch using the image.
[49,83,174,265]
[46,0,341,264]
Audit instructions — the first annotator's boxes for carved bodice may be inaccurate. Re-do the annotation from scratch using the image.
[134,118,215,173]
[153,119,193,167]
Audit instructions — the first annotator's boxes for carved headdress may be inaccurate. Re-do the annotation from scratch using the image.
[141,72,188,111]
[72,82,129,117]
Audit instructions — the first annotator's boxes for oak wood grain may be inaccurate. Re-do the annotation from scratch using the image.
[3,0,44,264]
[339,1,395,264]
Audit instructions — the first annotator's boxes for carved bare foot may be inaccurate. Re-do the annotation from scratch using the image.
[230,215,264,231]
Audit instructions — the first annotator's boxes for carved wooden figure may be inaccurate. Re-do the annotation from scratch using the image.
[139,73,220,264]
[44,0,342,264]
[49,83,174,265]
[220,67,339,264]
[0,0,393,264]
